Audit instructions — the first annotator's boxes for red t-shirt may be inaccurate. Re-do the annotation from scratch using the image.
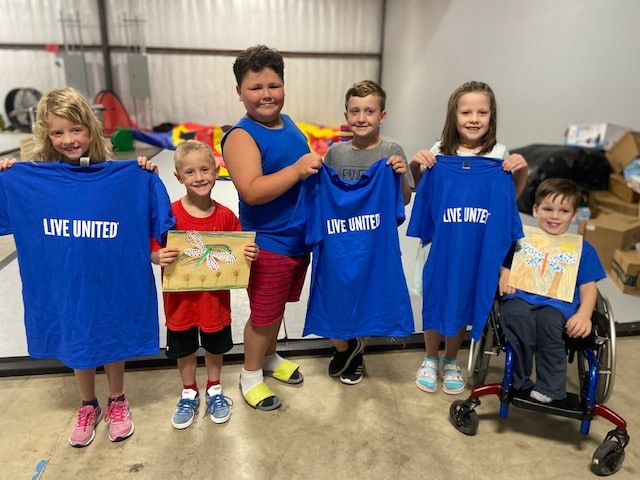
[151,198,242,332]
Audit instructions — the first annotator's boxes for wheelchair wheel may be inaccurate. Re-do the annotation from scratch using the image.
[450,400,479,436]
[578,292,616,404]
[591,440,625,476]
[467,301,500,388]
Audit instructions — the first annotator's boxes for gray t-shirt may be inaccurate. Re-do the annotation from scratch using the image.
[324,140,414,188]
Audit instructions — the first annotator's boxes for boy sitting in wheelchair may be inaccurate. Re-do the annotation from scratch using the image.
[498,178,605,404]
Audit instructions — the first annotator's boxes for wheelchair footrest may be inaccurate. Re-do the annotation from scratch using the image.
[511,388,584,420]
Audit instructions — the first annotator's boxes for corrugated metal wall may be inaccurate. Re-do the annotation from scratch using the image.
[0,0,383,128]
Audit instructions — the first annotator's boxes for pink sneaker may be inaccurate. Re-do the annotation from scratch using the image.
[104,399,135,442]
[69,404,103,447]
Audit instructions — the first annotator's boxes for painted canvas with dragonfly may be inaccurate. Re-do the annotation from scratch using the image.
[162,230,256,292]
[507,225,582,302]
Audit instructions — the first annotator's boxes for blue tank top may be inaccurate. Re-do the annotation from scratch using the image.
[222,114,310,255]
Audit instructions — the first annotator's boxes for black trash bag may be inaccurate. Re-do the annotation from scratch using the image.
[153,122,175,132]
[512,144,611,214]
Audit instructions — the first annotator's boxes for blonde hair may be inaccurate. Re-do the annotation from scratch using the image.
[31,87,112,162]
[174,140,216,170]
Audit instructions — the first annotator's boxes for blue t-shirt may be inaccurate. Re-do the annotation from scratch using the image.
[407,155,523,341]
[503,239,605,319]
[0,160,174,369]
[291,159,414,339]
[221,114,311,256]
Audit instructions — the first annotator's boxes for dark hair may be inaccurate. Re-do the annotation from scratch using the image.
[344,80,386,111]
[233,45,284,85]
[440,81,497,156]
[534,178,581,211]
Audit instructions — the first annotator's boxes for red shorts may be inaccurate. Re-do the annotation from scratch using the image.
[247,249,310,326]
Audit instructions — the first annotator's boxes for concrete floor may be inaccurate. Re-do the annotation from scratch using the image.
[1,340,638,480]
[1,144,638,478]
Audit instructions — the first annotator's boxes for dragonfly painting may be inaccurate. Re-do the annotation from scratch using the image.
[162,230,256,292]
[520,242,578,275]
[507,225,583,302]
[180,231,237,271]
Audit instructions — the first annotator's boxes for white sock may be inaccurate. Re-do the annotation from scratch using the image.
[263,353,284,371]
[206,384,222,397]
[530,389,553,404]
[240,368,263,394]
[181,388,198,400]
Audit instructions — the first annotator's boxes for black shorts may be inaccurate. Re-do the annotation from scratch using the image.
[165,325,233,359]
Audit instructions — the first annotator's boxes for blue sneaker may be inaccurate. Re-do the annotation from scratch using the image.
[172,389,199,429]
[206,386,232,424]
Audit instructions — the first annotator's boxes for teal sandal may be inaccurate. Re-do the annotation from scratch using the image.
[416,356,439,393]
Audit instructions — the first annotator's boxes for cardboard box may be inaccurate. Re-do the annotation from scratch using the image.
[583,212,640,272]
[611,249,640,295]
[565,123,629,151]
[606,131,640,173]
[609,173,640,203]
[588,190,638,217]
[577,219,587,235]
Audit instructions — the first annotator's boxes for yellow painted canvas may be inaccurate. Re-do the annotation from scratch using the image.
[162,230,256,292]
[507,225,582,302]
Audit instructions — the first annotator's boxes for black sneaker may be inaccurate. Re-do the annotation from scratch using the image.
[328,338,362,376]
[340,353,365,385]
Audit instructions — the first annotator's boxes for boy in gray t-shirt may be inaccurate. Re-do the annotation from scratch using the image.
[322,80,412,385]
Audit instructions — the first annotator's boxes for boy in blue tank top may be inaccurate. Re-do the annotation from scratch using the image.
[221,45,323,411]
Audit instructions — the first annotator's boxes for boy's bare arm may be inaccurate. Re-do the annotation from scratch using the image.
[387,154,411,204]
[151,246,180,267]
[498,266,515,296]
[565,281,598,338]
[243,241,259,262]
[224,129,321,205]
